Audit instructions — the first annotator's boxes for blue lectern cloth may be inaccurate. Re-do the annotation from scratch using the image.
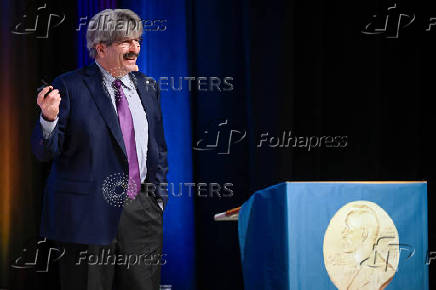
[238,182,428,290]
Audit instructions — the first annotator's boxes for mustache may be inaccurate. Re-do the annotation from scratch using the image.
[123,52,138,59]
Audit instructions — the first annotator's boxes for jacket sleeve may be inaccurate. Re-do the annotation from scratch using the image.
[154,83,169,208]
[31,76,70,162]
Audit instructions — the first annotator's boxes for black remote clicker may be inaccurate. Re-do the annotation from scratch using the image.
[36,79,53,98]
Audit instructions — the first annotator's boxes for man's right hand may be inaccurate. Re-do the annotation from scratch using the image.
[37,86,61,122]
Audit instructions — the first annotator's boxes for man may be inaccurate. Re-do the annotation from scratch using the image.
[31,9,168,290]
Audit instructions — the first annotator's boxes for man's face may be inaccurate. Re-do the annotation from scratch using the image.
[341,221,364,253]
[96,37,141,77]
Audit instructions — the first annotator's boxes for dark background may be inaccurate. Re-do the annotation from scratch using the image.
[1,0,434,289]
[191,1,435,288]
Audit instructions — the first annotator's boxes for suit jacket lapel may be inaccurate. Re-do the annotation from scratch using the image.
[130,71,154,129]
[82,63,128,159]
[130,71,156,180]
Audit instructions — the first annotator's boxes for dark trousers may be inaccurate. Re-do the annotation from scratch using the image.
[53,191,164,290]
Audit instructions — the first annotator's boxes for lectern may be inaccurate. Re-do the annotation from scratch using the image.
[238,182,428,290]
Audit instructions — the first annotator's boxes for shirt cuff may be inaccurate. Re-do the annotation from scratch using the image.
[40,114,59,139]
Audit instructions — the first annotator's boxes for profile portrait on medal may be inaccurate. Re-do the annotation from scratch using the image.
[323,201,399,290]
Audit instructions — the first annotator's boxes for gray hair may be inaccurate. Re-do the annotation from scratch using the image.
[86,9,143,58]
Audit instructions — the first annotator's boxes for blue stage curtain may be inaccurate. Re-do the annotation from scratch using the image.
[76,0,116,67]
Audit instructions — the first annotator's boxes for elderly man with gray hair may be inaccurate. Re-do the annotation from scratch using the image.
[31,8,168,290]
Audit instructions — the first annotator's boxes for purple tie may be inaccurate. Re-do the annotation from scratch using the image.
[112,79,141,199]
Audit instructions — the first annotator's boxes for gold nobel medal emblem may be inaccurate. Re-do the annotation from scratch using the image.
[323,201,399,289]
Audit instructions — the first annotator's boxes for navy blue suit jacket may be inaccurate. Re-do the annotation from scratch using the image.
[31,63,168,245]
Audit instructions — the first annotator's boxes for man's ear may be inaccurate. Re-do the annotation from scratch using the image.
[95,43,106,58]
